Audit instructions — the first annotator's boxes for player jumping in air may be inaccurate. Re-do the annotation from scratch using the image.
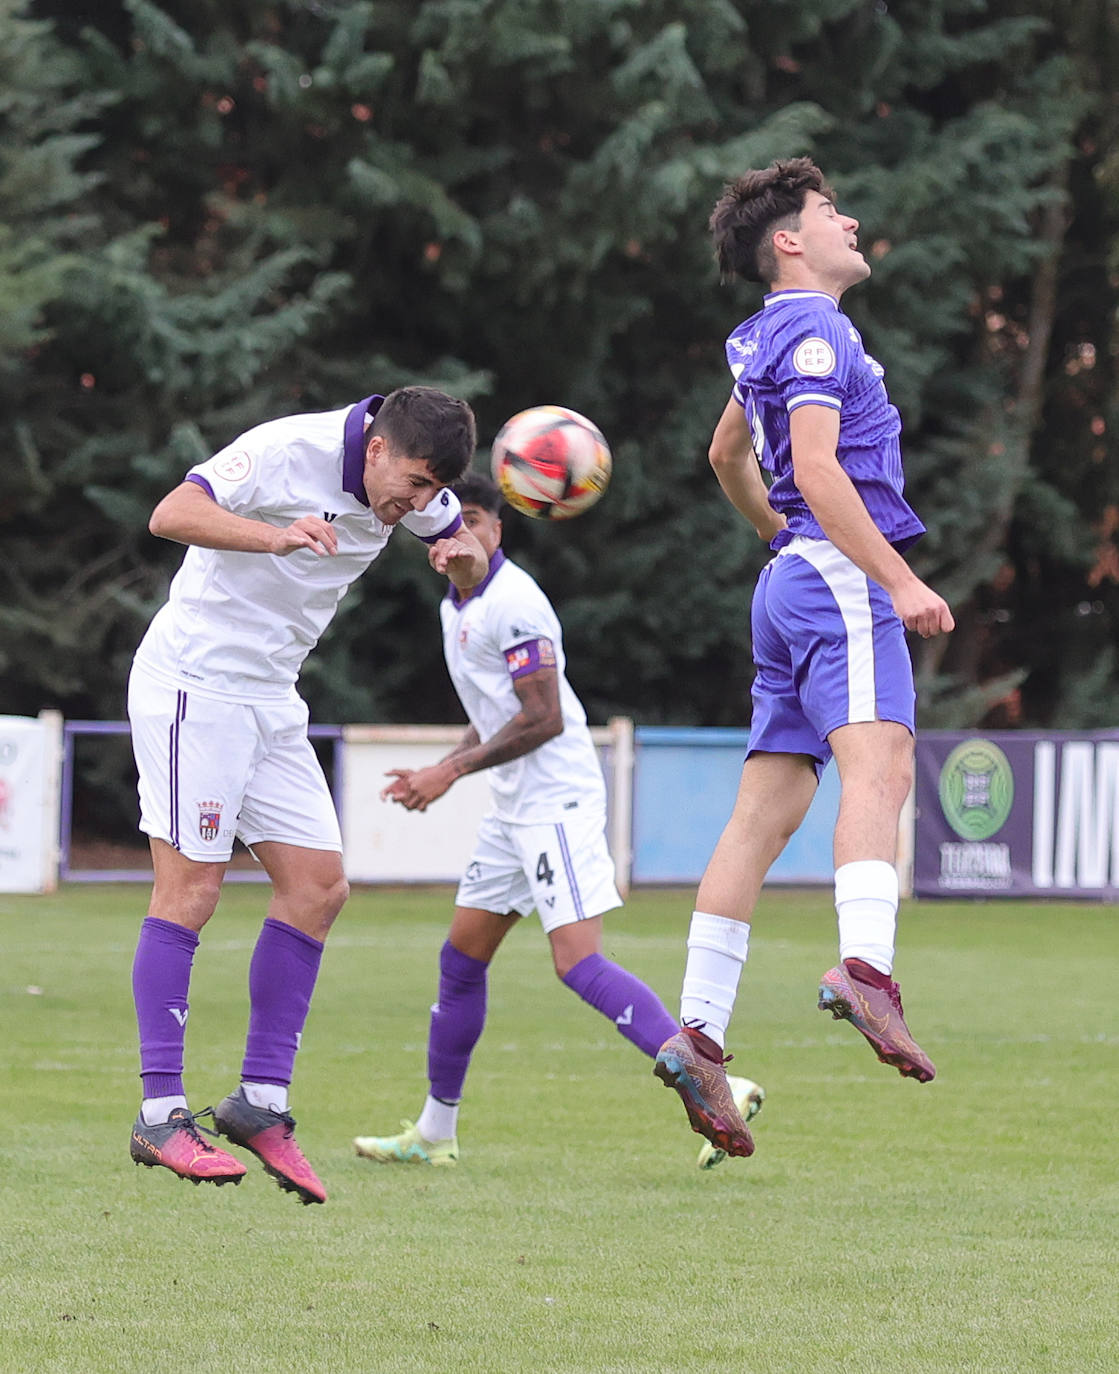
[351,472,764,1170]
[127,387,487,1203]
[654,158,954,1159]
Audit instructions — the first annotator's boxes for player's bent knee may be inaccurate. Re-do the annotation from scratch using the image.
[311,874,350,927]
[549,921,601,979]
[328,875,350,917]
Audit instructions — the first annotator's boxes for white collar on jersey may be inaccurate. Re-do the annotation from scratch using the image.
[762,290,839,309]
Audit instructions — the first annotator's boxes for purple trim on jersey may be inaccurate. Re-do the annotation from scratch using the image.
[415,510,463,545]
[504,636,556,680]
[447,548,505,608]
[341,394,385,506]
[168,691,187,849]
[185,473,215,500]
[554,822,586,919]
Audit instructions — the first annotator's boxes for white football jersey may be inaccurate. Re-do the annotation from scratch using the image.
[440,552,607,823]
[134,399,463,702]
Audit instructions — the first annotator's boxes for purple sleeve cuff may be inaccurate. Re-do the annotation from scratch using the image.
[185,473,216,499]
[504,637,557,680]
[416,512,463,545]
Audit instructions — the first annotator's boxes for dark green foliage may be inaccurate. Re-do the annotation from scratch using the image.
[4,0,1119,838]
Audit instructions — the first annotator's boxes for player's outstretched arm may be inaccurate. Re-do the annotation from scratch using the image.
[789,405,954,639]
[708,397,787,543]
[148,481,339,556]
[381,668,563,811]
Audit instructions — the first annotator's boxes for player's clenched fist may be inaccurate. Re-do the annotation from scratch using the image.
[427,534,465,572]
[891,576,954,639]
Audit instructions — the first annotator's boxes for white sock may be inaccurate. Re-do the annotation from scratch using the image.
[417,1094,459,1142]
[678,911,750,1050]
[141,1094,188,1126]
[242,1081,289,1113]
[835,860,898,975]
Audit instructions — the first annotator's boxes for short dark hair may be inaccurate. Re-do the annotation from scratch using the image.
[709,157,834,284]
[370,386,477,483]
[453,470,503,515]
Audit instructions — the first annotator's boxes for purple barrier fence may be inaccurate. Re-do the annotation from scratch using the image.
[60,720,344,883]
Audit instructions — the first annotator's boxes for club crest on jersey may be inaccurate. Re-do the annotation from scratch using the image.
[198,801,223,841]
[212,450,252,482]
[792,337,837,376]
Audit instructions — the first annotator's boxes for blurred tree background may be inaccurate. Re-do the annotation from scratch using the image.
[1,0,1117,839]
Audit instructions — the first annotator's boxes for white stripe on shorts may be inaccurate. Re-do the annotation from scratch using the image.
[785,537,877,723]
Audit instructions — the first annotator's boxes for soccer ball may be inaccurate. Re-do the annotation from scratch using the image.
[490,404,612,520]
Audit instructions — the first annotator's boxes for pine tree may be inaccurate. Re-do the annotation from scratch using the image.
[7,0,1118,831]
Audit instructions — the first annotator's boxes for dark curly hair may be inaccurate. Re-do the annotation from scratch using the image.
[709,158,834,284]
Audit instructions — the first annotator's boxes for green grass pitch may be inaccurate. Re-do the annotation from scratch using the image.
[1,884,1116,1373]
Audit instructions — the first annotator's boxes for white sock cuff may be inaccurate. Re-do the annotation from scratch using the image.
[417,1094,459,1142]
[686,911,750,963]
[835,860,898,909]
[242,1081,289,1113]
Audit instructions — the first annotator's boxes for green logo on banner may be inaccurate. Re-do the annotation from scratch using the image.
[938,740,1015,840]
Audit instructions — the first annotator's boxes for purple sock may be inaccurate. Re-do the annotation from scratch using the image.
[133,916,200,1097]
[241,917,324,1087]
[562,953,678,1058]
[427,941,488,1102]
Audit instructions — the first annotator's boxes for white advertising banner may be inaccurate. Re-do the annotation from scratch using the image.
[341,726,498,883]
[341,720,633,889]
[0,712,63,894]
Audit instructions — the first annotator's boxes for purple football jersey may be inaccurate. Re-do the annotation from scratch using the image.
[725,289,925,551]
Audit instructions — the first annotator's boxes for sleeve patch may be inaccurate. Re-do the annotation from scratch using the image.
[504,637,556,679]
[212,450,253,482]
[792,338,837,377]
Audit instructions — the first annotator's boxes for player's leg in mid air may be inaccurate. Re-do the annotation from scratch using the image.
[654,750,817,1159]
[129,839,247,1186]
[127,671,249,1185]
[207,715,350,1204]
[211,838,349,1205]
[817,720,935,1083]
[782,544,934,1082]
[353,905,517,1166]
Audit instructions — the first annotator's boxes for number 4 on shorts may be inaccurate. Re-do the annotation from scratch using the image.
[535,851,555,885]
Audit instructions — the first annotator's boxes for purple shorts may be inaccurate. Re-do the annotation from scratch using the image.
[748,537,915,774]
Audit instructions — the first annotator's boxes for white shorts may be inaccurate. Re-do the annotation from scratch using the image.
[455,807,622,934]
[127,664,341,862]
